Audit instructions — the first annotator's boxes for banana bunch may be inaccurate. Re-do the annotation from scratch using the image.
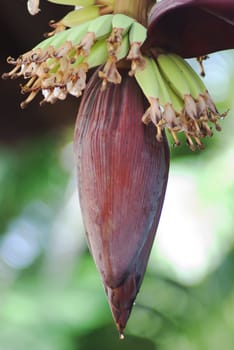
[135,52,226,151]
[4,3,225,150]
[3,14,146,108]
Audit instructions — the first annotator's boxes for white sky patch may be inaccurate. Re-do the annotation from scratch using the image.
[187,51,232,102]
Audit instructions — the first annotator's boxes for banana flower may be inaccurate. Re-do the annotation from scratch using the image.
[3,0,234,337]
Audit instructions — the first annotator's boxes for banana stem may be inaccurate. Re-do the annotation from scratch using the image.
[113,0,154,26]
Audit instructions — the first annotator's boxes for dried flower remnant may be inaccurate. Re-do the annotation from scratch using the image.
[134,53,227,151]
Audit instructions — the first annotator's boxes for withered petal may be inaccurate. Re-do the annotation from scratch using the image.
[74,69,169,333]
[143,0,234,58]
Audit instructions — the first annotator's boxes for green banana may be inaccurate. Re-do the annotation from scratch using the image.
[105,14,134,63]
[85,39,108,67]
[58,6,100,28]
[151,60,185,146]
[126,22,146,75]
[48,0,95,6]
[63,21,91,45]
[152,61,171,106]
[34,29,70,50]
[157,53,191,100]
[128,21,147,45]
[77,14,113,57]
[167,53,224,136]
[163,85,199,150]
[87,14,113,39]
[167,85,184,114]
[169,54,206,99]
[64,39,108,98]
[135,57,159,100]
[116,34,129,60]
[24,22,90,69]
[112,14,135,33]
[155,53,210,149]
[135,57,164,140]
[106,14,135,54]
[98,35,130,88]
[48,0,114,5]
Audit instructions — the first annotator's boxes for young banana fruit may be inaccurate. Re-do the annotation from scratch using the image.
[135,56,183,145]
[127,21,147,75]
[77,14,113,56]
[155,52,225,150]
[47,6,101,36]
[4,5,226,151]
[48,0,96,5]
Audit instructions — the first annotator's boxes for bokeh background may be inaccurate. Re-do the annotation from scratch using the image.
[0,1,234,349]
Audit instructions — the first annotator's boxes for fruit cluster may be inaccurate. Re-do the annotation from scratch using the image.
[3,8,225,151]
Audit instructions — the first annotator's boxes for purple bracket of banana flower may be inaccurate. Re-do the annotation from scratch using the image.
[74,69,170,335]
[144,0,234,58]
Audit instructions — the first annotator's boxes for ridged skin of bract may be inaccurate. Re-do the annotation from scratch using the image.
[74,69,170,333]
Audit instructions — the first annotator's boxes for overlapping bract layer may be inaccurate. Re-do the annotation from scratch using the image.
[144,0,234,58]
[74,69,169,335]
